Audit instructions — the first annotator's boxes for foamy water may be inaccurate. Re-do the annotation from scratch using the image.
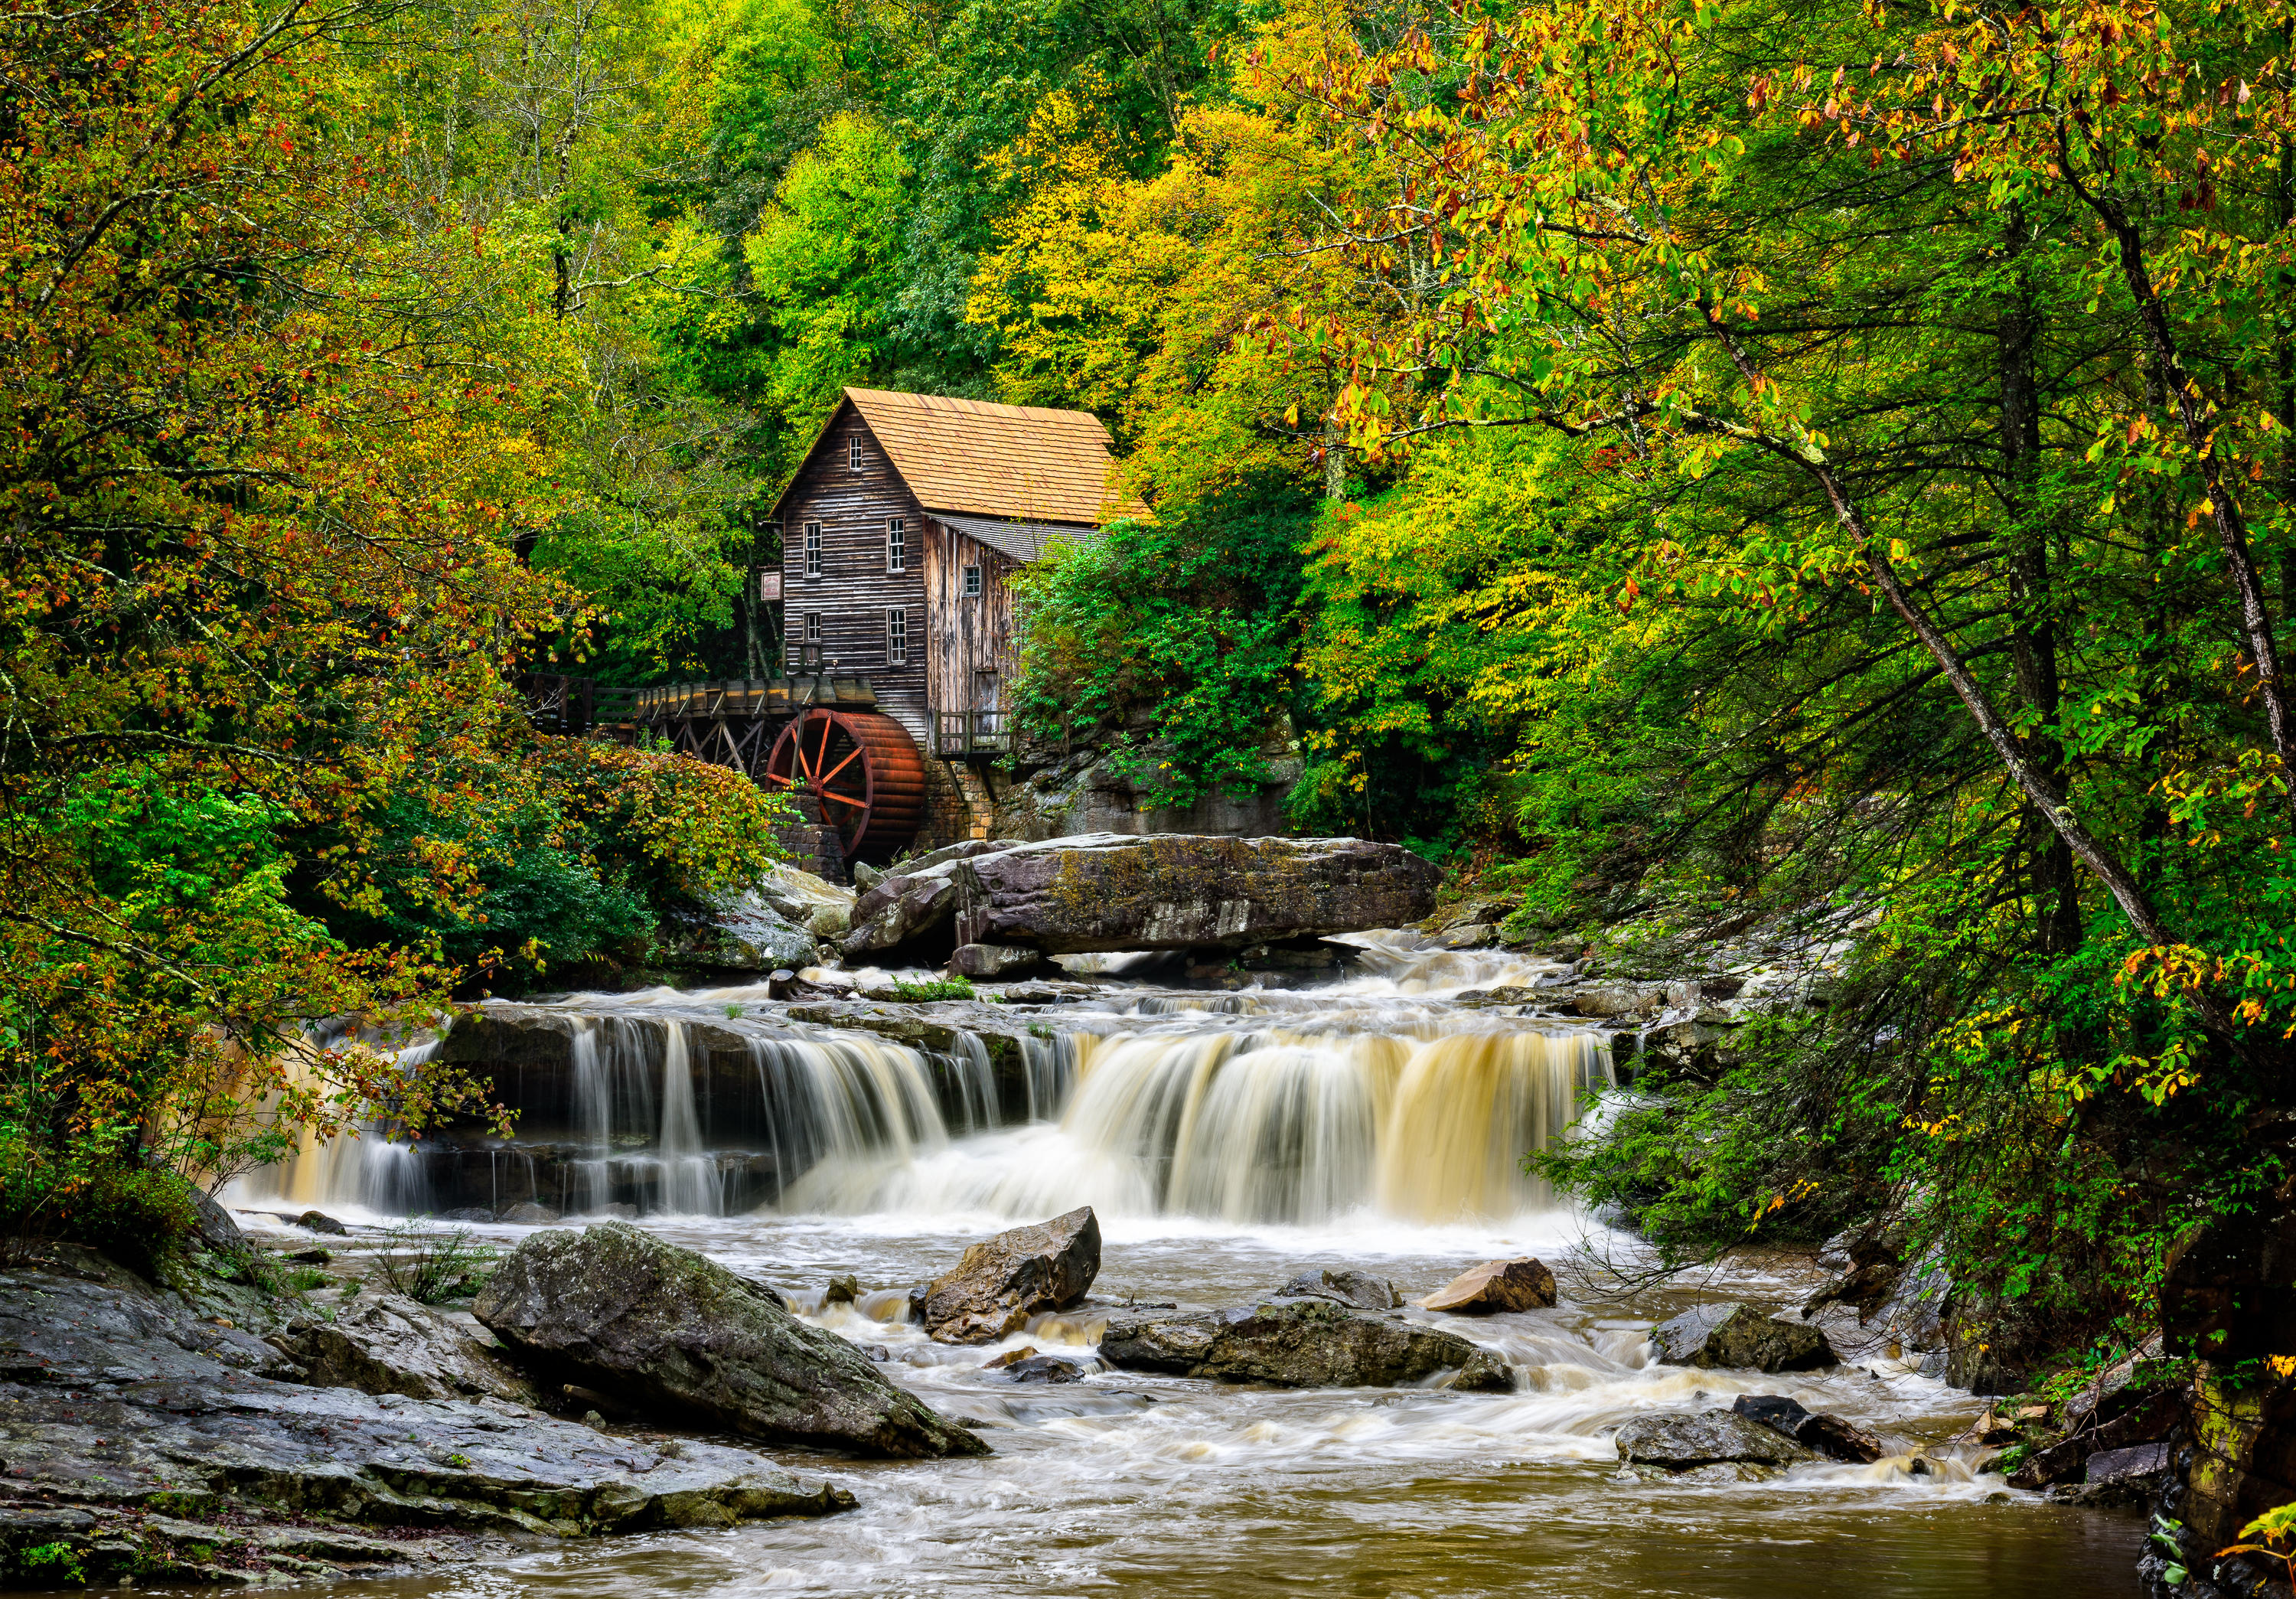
[229,930,2142,1597]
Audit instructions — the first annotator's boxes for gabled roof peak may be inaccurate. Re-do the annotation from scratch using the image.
[805,387,1147,528]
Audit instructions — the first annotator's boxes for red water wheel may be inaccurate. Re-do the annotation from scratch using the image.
[761,707,927,863]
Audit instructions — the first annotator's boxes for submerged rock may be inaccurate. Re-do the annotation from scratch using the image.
[1003,1355,1089,1383]
[1420,1258,1557,1314]
[1649,1302,1836,1372]
[1614,1408,1815,1470]
[475,1223,987,1458]
[269,1292,536,1405]
[296,1209,349,1236]
[1729,1394,1885,1463]
[1099,1297,1508,1389]
[952,834,1442,955]
[0,1251,852,1584]
[1278,1268,1401,1310]
[920,1207,1101,1344]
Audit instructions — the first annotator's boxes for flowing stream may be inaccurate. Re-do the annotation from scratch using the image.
[230,936,2144,1597]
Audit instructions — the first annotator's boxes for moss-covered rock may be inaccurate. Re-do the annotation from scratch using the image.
[475,1223,987,1458]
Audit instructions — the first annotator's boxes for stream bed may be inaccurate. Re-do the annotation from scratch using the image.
[224,938,2145,1598]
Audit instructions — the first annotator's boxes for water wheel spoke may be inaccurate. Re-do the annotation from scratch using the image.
[817,746,864,787]
[817,789,868,810]
[761,772,797,787]
[814,714,834,774]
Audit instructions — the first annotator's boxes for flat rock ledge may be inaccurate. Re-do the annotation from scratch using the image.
[0,1251,850,1588]
[1099,1297,1511,1390]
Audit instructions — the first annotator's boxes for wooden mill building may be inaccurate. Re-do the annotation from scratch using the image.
[771,388,1144,758]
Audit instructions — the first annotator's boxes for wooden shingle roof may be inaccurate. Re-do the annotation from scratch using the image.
[840,388,1148,527]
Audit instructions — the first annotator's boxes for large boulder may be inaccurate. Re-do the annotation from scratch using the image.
[947,942,1050,979]
[758,863,855,938]
[1649,1302,1835,1372]
[919,1207,1101,1344]
[952,834,1441,955]
[475,1223,987,1458]
[657,893,817,972]
[1099,1297,1511,1389]
[1420,1258,1557,1314]
[1614,1409,1815,1470]
[1277,1268,1400,1310]
[269,1292,537,1405]
[840,843,1022,959]
[1729,1395,1885,1463]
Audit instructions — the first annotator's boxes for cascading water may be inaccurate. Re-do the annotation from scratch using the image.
[233,935,1613,1228]
[220,926,2150,1599]
[782,1018,1607,1224]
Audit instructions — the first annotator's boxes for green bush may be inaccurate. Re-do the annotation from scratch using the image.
[0,1151,203,1275]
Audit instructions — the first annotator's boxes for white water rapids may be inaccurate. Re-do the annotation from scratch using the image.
[229,935,2144,1597]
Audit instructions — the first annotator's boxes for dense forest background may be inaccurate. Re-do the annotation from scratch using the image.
[8,0,2296,1397]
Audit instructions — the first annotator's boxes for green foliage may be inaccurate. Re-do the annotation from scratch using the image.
[1012,475,1313,808]
[375,1222,497,1305]
[0,1151,203,1277]
[18,1542,86,1584]
[889,976,976,1000]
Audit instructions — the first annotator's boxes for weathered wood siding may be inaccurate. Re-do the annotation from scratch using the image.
[922,520,1021,722]
[778,403,930,739]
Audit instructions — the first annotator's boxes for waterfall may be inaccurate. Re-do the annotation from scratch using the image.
[230,976,1611,1228]
[789,1020,1610,1225]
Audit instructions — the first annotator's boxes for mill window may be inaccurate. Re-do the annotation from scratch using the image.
[961,564,983,597]
[804,520,822,578]
[804,612,821,643]
[887,607,908,665]
[886,517,906,573]
[849,434,865,470]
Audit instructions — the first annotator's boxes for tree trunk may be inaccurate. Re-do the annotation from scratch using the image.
[1997,208,2082,955]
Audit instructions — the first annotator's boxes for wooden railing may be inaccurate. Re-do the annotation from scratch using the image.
[933,710,1012,758]
[630,676,874,722]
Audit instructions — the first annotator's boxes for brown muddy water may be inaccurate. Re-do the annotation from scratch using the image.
[214,936,2144,1598]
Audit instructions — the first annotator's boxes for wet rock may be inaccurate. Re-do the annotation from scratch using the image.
[981,1346,1038,1369]
[1649,1302,1836,1372]
[843,840,1026,960]
[268,1292,536,1404]
[657,892,817,972]
[475,1222,988,1458]
[1004,1356,1088,1383]
[952,834,1441,956]
[1613,1409,1815,1470]
[498,1202,559,1225]
[920,1206,1101,1344]
[2086,1440,2171,1484]
[1099,1297,1500,1389]
[1420,1258,1557,1315]
[1730,1394,1885,1463]
[1569,984,1667,1020]
[190,1185,253,1254]
[947,942,1051,979]
[841,862,967,959]
[758,864,854,938]
[0,1254,854,1566]
[296,1209,351,1237]
[823,1274,859,1307]
[1277,1268,1401,1310]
